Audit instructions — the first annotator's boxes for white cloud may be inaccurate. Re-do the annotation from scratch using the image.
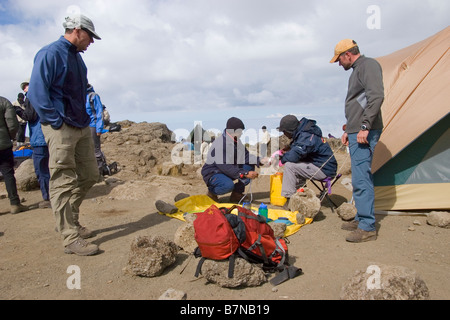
[1,0,449,136]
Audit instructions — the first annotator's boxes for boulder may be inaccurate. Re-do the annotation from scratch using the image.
[426,211,450,228]
[174,223,198,254]
[340,264,429,300]
[15,159,39,191]
[199,257,267,288]
[337,202,357,221]
[288,188,321,219]
[125,236,178,277]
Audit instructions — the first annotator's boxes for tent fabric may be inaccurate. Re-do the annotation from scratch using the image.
[373,26,450,211]
[158,194,312,237]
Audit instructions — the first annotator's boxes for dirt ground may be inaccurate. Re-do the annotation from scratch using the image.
[0,156,449,301]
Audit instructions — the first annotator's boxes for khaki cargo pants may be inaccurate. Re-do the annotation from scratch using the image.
[42,123,99,247]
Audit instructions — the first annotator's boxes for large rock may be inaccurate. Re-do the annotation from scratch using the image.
[199,257,267,288]
[174,223,198,254]
[125,236,178,277]
[15,159,39,191]
[337,202,357,221]
[100,121,175,179]
[288,188,321,219]
[340,264,429,300]
[426,211,450,228]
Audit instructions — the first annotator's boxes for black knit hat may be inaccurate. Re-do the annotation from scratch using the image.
[226,117,245,130]
[277,115,299,133]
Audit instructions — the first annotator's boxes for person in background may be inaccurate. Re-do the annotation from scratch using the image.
[14,80,51,209]
[330,39,384,243]
[86,84,107,178]
[201,117,269,203]
[259,125,271,157]
[277,115,337,209]
[27,13,101,256]
[12,92,27,149]
[0,96,29,214]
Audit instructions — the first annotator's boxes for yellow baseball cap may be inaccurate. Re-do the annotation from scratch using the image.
[330,39,358,63]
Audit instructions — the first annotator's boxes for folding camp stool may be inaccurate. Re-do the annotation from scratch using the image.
[310,174,342,212]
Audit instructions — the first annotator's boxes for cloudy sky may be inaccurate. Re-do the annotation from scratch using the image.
[1,0,449,143]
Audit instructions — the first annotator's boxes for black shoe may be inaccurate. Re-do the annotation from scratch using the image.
[174,193,190,202]
[155,200,178,214]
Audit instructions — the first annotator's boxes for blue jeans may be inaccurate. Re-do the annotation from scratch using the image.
[32,146,50,201]
[208,164,253,195]
[348,130,381,232]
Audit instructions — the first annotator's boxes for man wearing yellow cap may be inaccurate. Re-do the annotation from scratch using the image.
[330,39,384,243]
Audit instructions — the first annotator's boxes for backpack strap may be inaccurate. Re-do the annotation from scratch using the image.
[272,238,287,267]
[269,265,303,286]
[228,253,236,278]
[246,234,269,265]
[194,257,206,278]
[194,254,237,279]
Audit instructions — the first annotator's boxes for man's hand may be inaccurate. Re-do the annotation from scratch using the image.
[357,130,369,144]
[341,132,349,146]
[246,171,259,179]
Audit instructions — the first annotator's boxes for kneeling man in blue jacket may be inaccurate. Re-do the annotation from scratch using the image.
[201,117,269,203]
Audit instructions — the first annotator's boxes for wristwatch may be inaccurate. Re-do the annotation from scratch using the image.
[361,124,368,131]
[240,172,248,179]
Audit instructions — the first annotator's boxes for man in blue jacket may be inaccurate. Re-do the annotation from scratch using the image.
[201,117,268,203]
[28,14,101,256]
[278,115,337,209]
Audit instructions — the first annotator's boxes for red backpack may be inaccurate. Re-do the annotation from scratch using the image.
[193,205,240,260]
[232,205,288,270]
[193,204,302,284]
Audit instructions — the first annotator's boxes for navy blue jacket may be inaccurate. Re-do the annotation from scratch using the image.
[281,118,337,178]
[201,130,259,184]
[28,36,90,129]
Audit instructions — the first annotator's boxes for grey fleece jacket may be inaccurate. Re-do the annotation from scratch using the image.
[345,55,384,133]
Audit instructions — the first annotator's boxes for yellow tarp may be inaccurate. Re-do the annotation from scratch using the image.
[158,194,312,237]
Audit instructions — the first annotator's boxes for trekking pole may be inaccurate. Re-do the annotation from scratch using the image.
[238,179,253,205]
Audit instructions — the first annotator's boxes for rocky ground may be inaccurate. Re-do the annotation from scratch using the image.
[0,121,448,301]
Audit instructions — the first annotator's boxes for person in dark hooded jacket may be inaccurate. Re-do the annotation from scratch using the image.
[201,117,269,203]
[278,115,337,208]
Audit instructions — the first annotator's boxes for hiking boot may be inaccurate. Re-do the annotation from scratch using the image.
[64,238,99,256]
[38,200,52,209]
[10,204,29,214]
[345,228,377,243]
[155,200,178,214]
[78,225,95,239]
[207,191,219,202]
[229,191,247,203]
[341,219,359,231]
